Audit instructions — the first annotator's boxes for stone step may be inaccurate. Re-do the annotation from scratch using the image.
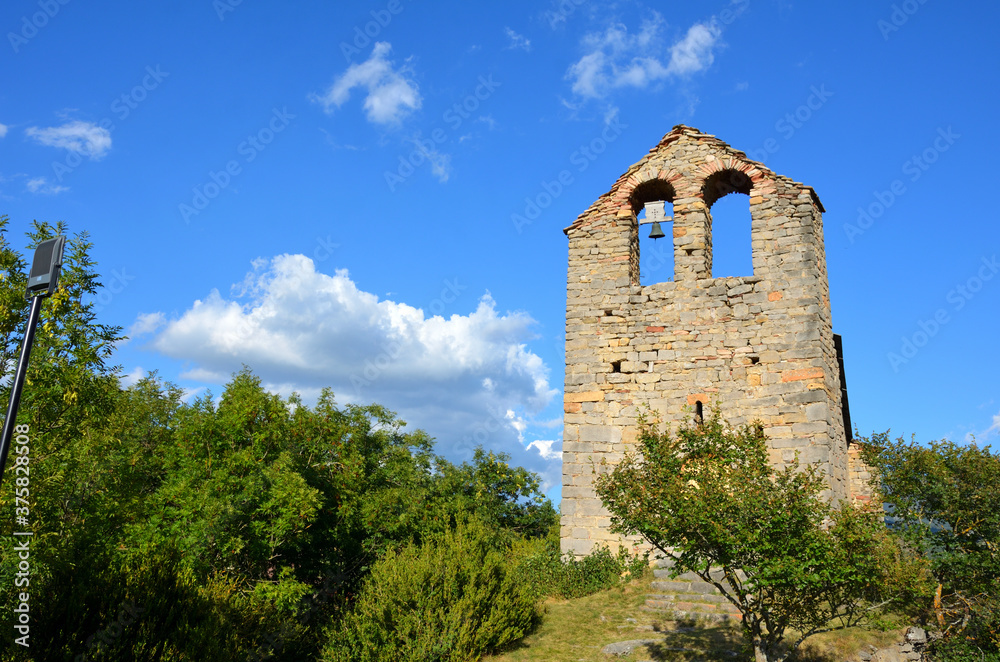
[649,579,724,594]
[652,558,746,578]
[645,560,745,625]
[645,594,741,612]
[639,604,742,624]
[652,568,733,583]
[644,598,741,614]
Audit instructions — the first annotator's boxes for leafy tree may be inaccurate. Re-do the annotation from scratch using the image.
[0,218,123,435]
[859,433,1000,648]
[595,408,924,662]
[0,218,134,658]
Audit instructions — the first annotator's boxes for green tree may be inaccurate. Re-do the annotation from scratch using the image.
[595,408,923,662]
[0,218,135,659]
[859,433,1000,647]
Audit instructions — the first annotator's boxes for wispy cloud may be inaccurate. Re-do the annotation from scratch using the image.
[129,311,166,337]
[504,27,531,52]
[979,410,1000,442]
[565,13,723,101]
[25,120,112,159]
[0,123,8,139]
[312,42,421,126]
[666,21,723,76]
[26,177,69,195]
[406,133,452,182]
[119,366,146,388]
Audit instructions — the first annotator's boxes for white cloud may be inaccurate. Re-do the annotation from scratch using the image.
[129,311,166,337]
[26,177,69,195]
[504,27,531,52]
[528,438,562,461]
[25,120,112,159]
[666,22,722,76]
[565,14,723,100]
[312,42,421,125]
[0,123,8,138]
[119,366,146,388]
[140,254,560,482]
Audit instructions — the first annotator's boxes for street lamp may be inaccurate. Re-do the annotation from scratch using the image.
[0,236,65,488]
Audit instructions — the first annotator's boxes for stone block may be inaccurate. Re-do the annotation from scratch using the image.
[579,426,623,443]
[805,401,828,421]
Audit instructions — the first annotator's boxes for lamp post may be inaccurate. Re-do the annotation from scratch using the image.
[0,236,65,488]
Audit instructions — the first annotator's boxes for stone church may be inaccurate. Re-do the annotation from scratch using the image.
[560,125,870,556]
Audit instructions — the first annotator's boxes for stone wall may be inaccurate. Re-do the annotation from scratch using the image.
[561,125,855,556]
[848,443,876,505]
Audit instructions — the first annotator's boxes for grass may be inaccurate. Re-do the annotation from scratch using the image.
[484,572,909,662]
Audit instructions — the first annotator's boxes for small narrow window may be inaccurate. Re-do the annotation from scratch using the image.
[695,401,704,425]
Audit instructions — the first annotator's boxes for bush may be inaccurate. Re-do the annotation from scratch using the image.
[932,638,1000,662]
[0,544,317,662]
[931,596,1000,662]
[513,534,650,599]
[321,516,541,662]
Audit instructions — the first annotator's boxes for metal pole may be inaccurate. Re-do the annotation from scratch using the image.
[0,296,44,488]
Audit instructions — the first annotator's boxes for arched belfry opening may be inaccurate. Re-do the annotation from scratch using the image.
[630,179,676,286]
[703,168,753,278]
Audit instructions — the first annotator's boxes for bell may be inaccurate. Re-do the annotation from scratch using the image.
[648,221,665,240]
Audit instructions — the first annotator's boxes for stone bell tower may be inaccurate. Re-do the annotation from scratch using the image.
[560,125,861,556]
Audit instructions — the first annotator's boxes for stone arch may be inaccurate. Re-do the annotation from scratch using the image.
[627,178,677,215]
[701,167,754,206]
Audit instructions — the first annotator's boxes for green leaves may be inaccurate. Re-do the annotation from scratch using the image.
[322,515,541,662]
[860,432,1000,595]
[595,407,919,662]
[860,432,1000,648]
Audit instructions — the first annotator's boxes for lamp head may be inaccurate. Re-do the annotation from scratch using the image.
[26,236,66,298]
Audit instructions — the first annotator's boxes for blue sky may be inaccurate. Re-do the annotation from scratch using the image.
[2,0,998,504]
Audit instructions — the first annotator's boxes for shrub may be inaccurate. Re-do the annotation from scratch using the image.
[513,535,650,599]
[321,516,541,662]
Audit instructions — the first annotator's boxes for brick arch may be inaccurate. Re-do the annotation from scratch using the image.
[695,157,773,204]
[628,179,676,216]
[612,169,684,217]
